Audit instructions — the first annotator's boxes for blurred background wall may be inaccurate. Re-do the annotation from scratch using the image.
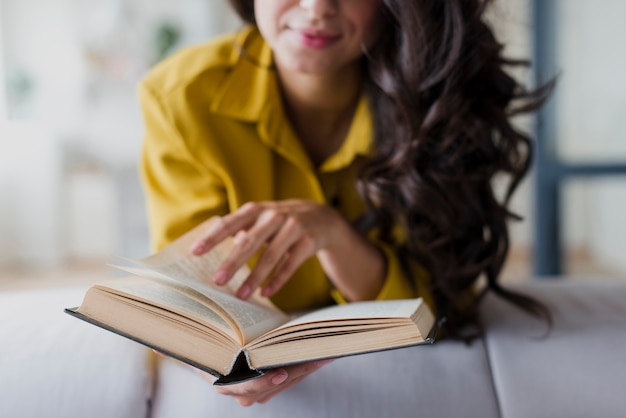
[0,0,240,271]
[0,0,624,283]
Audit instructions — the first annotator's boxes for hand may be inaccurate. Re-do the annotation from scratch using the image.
[190,200,342,299]
[204,360,333,406]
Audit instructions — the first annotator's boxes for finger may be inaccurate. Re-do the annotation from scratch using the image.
[287,359,334,377]
[248,215,313,297]
[213,367,288,401]
[190,204,263,255]
[237,217,304,299]
[214,361,332,406]
[216,209,286,290]
[256,360,333,404]
[261,236,316,297]
[235,372,294,406]
[195,368,218,384]
[151,349,167,358]
[256,375,305,404]
[190,216,239,256]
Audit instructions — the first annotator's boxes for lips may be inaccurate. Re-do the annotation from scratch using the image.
[293,28,342,49]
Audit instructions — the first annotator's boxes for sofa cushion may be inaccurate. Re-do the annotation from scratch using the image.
[152,339,500,418]
[0,286,153,418]
[481,280,626,418]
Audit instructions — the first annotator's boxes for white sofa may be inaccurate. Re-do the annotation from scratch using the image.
[1,280,625,418]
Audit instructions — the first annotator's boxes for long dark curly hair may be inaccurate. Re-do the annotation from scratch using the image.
[228,0,553,335]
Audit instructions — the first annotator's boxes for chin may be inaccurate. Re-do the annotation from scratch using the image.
[279,56,342,76]
[291,64,334,75]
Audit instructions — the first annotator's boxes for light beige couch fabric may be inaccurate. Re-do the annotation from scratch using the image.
[0,281,624,418]
[481,281,626,418]
[0,287,153,418]
[152,339,500,418]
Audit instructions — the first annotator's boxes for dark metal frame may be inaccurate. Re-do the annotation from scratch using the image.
[531,0,626,276]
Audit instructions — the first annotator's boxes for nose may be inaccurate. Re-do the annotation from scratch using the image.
[299,0,338,18]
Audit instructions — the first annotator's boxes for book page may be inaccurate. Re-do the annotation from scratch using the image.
[109,218,289,343]
[244,298,434,369]
[112,265,288,344]
[126,217,273,309]
[134,238,247,296]
[275,299,422,330]
[94,277,236,340]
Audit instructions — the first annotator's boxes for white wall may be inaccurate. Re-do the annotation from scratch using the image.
[555,0,626,272]
[556,0,626,162]
[487,0,535,251]
[491,0,626,275]
[559,0,626,271]
[589,180,626,272]
[0,0,240,267]
[1,0,239,164]
[490,0,610,255]
[0,124,63,267]
[0,0,7,120]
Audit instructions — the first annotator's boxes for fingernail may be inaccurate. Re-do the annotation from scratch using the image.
[237,285,251,300]
[191,243,206,255]
[214,270,228,285]
[261,285,273,297]
[271,371,288,385]
[316,359,334,367]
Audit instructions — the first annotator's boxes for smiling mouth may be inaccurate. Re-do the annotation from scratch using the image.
[294,29,342,49]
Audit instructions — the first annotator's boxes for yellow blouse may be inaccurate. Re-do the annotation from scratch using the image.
[139,26,431,312]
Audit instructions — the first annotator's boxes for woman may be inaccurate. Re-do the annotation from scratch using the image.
[139,0,550,406]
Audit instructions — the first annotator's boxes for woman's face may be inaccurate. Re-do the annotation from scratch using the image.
[254,0,383,75]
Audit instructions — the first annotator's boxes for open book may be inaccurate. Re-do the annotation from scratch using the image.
[66,218,437,385]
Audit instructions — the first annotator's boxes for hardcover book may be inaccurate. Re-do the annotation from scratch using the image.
[66,219,436,385]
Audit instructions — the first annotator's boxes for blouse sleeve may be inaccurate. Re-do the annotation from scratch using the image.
[138,82,228,251]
